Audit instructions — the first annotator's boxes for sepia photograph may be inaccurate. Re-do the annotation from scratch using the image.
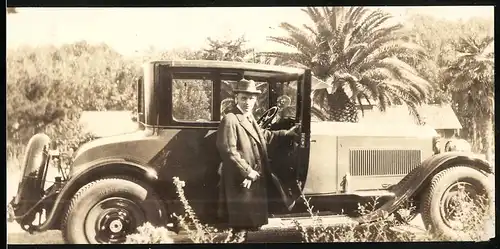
[6,6,495,245]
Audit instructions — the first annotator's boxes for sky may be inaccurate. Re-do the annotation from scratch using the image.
[6,6,494,57]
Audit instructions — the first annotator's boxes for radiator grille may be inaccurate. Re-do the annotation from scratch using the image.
[349,149,422,176]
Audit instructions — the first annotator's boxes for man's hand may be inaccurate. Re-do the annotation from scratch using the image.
[286,124,301,137]
[242,179,252,189]
[247,169,260,181]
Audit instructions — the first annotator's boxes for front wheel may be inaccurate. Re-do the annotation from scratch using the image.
[62,177,168,244]
[420,166,494,240]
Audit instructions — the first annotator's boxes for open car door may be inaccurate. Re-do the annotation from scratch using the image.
[266,69,312,213]
[295,69,312,193]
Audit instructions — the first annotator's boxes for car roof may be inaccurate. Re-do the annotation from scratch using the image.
[145,60,307,75]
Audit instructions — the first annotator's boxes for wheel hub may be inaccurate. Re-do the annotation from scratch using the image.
[99,209,132,237]
[109,219,124,233]
[87,197,145,244]
[440,182,481,229]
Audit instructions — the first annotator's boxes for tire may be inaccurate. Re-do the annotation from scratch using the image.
[420,166,494,240]
[62,176,168,244]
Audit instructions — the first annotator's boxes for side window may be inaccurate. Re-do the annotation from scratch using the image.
[220,80,269,120]
[172,78,213,122]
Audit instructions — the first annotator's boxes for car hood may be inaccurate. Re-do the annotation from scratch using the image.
[311,121,438,138]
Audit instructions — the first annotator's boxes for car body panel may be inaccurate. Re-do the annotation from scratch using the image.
[304,133,338,194]
[303,121,437,195]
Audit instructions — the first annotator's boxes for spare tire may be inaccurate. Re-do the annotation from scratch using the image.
[11,133,51,225]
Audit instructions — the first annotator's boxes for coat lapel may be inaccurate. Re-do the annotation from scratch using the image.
[235,112,261,143]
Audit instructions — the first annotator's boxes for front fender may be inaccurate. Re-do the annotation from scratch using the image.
[356,152,493,223]
[34,158,159,231]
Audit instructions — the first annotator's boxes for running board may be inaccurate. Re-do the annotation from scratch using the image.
[352,190,395,197]
[263,215,358,230]
[303,190,396,198]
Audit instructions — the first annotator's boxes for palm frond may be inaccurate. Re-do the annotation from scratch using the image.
[365,41,427,65]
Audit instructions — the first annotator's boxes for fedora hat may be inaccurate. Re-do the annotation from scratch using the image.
[233,79,261,95]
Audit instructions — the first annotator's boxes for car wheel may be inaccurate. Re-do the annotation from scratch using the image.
[420,165,494,240]
[62,176,168,244]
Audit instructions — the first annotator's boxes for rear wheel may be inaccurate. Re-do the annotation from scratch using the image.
[62,177,169,244]
[420,166,494,240]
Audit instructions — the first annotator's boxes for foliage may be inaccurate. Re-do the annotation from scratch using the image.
[125,176,493,244]
[172,79,213,121]
[444,35,494,160]
[404,13,494,157]
[124,222,175,244]
[263,7,431,124]
[7,42,140,148]
[404,14,494,105]
[171,177,239,243]
[202,35,255,62]
[292,181,494,242]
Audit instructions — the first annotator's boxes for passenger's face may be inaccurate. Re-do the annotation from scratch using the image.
[236,93,258,114]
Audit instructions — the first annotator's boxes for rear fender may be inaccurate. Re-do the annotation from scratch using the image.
[34,158,162,231]
[356,152,493,223]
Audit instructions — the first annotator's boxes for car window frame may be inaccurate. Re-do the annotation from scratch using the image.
[162,67,221,129]
[159,66,305,129]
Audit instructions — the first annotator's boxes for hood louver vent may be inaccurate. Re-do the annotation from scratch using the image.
[349,149,422,176]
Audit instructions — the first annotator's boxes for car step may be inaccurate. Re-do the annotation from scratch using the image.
[351,190,395,197]
[263,214,358,230]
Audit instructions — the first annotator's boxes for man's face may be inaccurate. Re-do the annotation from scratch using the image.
[236,92,258,114]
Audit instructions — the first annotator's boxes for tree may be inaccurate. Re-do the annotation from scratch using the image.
[202,35,255,62]
[444,35,494,161]
[263,7,431,124]
[405,13,494,154]
[404,13,494,105]
[7,42,140,148]
[201,36,270,117]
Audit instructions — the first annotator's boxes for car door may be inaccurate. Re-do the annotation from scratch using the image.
[151,66,222,224]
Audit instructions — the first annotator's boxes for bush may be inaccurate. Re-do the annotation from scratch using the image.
[124,222,175,244]
[123,176,493,244]
[7,42,139,162]
[124,177,240,244]
[292,184,494,242]
[292,195,424,242]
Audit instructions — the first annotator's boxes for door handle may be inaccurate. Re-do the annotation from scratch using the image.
[310,139,316,143]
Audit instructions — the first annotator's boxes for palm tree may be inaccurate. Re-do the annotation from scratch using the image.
[444,35,494,161]
[261,7,431,124]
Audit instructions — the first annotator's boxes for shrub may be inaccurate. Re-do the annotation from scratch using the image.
[171,177,241,243]
[124,177,493,244]
[292,183,494,242]
[292,195,423,242]
[124,177,240,244]
[124,222,175,244]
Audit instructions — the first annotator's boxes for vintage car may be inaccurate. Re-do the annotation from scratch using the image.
[8,60,494,244]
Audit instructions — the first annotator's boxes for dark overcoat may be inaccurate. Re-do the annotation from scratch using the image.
[216,106,295,229]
